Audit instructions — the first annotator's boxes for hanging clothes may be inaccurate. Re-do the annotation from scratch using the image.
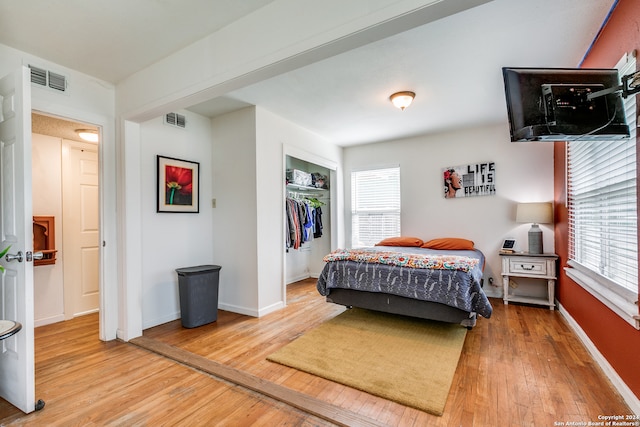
[303,203,314,242]
[286,196,323,250]
[313,206,323,238]
[286,198,302,249]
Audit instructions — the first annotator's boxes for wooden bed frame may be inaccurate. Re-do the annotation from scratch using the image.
[325,288,478,329]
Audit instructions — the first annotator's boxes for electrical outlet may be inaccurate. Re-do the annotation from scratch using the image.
[211,198,216,208]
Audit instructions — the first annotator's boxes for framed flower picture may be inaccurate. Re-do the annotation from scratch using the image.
[157,155,200,213]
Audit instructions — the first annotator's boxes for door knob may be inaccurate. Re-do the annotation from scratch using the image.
[5,251,23,263]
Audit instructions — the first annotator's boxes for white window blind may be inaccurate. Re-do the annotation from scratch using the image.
[567,53,638,310]
[351,167,400,248]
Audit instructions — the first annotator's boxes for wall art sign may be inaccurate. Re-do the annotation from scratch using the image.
[157,155,200,213]
[443,162,496,199]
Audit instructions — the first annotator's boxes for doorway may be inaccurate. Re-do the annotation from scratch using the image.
[282,146,338,307]
[31,113,100,326]
[285,155,332,283]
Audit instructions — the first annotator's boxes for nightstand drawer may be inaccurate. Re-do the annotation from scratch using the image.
[509,258,547,276]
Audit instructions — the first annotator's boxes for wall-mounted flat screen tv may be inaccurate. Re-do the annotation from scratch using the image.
[502,67,629,142]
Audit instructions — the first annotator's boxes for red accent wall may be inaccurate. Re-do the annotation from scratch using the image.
[554,0,640,399]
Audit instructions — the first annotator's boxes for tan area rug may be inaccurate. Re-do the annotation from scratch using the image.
[267,308,468,416]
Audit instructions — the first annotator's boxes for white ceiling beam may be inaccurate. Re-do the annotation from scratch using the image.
[116,0,492,122]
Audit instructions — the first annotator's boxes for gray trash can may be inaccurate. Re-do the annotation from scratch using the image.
[175,265,221,328]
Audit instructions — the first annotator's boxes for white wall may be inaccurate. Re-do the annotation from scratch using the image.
[0,44,115,119]
[210,107,260,316]
[343,123,555,298]
[139,111,214,329]
[255,107,342,314]
[32,134,64,326]
[209,106,342,317]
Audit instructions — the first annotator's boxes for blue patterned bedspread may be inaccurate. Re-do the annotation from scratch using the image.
[317,246,492,318]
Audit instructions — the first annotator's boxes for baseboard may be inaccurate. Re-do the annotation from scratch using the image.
[34,314,66,328]
[286,273,310,284]
[286,271,322,284]
[143,311,180,330]
[558,302,640,415]
[217,302,258,317]
[219,301,284,318]
[74,308,99,317]
[257,301,284,317]
[482,285,502,299]
[141,301,283,328]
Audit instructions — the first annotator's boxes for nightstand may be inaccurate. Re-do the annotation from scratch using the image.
[500,252,558,310]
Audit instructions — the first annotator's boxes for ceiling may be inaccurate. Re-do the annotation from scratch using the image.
[0,0,616,146]
[0,0,277,83]
[31,113,98,143]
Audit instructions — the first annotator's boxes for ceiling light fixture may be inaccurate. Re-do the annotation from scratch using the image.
[76,129,99,143]
[389,91,415,111]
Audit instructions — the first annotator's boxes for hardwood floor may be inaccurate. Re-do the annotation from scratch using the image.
[0,278,632,426]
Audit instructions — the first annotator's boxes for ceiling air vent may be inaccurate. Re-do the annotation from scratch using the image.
[47,71,67,92]
[165,112,186,128]
[28,65,68,92]
[29,65,47,86]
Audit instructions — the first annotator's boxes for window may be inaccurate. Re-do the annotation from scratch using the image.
[351,167,400,247]
[566,53,639,328]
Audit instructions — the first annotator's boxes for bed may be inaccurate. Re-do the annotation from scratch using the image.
[316,238,492,329]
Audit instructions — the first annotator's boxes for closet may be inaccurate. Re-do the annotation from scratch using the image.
[285,155,331,284]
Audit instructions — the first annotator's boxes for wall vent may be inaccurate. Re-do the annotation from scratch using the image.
[29,65,67,92]
[164,112,186,128]
[29,65,47,86]
[47,71,67,92]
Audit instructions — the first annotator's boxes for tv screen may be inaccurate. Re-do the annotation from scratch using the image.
[502,67,629,142]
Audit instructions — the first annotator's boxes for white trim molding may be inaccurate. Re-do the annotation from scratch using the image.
[565,265,640,330]
[558,302,640,415]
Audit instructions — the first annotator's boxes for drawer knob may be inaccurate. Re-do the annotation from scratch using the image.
[520,264,535,270]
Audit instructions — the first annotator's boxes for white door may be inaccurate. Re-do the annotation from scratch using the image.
[62,139,99,318]
[0,67,36,413]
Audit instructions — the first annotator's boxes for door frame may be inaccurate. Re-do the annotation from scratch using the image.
[31,106,117,342]
[118,120,143,341]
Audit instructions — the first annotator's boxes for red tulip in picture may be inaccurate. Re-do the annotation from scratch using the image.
[165,165,193,205]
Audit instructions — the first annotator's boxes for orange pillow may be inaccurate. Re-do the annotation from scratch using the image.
[421,238,474,250]
[375,236,424,247]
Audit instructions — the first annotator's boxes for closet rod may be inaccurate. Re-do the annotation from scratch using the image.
[287,191,324,198]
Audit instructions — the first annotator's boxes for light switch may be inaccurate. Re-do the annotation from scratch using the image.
[212,198,216,208]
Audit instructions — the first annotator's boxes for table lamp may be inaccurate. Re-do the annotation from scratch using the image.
[516,202,553,254]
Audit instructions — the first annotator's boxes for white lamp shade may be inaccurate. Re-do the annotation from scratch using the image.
[516,202,553,224]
